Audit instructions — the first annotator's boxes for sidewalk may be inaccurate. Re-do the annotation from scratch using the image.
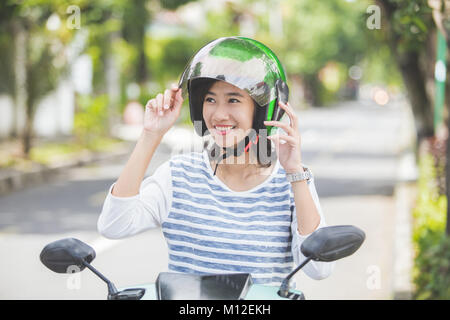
[0,139,133,196]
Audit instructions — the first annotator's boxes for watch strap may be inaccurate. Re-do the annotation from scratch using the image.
[286,166,313,183]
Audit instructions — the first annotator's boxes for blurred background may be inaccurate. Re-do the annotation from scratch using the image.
[0,0,449,300]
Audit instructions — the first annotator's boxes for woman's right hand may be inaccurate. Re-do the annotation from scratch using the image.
[143,84,183,136]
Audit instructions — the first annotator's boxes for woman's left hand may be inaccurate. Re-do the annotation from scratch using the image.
[265,101,303,174]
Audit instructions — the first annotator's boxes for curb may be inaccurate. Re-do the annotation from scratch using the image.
[0,142,134,197]
[392,179,416,300]
[391,100,417,300]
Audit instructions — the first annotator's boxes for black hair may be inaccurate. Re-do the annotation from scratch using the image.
[189,77,274,169]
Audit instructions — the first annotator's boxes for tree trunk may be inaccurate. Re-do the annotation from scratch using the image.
[12,20,27,141]
[136,44,147,85]
[22,66,35,157]
[22,101,33,156]
[303,74,322,107]
[122,0,149,85]
[396,51,435,144]
[428,0,450,236]
[105,31,121,134]
[377,0,435,150]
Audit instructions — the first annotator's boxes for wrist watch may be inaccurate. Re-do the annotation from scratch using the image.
[286,166,313,183]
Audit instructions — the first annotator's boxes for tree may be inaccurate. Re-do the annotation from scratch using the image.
[428,0,450,235]
[122,0,150,85]
[0,1,71,156]
[376,0,436,144]
[252,0,369,106]
[83,0,199,128]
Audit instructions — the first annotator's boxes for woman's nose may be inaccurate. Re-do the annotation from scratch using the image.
[211,103,230,121]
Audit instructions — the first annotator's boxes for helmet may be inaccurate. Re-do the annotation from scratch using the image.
[178,36,289,138]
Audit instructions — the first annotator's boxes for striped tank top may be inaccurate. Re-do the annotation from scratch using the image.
[161,150,296,286]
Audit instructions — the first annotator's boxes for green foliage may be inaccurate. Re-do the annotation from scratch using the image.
[0,0,72,103]
[73,94,109,148]
[361,44,403,88]
[385,0,434,53]
[160,0,195,10]
[281,0,369,75]
[0,31,15,95]
[413,153,446,243]
[84,7,122,94]
[29,142,85,165]
[27,33,68,113]
[275,0,372,105]
[412,152,449,299]
[146,36,204,85]
[142,35,204,124]
[413,234,450,299]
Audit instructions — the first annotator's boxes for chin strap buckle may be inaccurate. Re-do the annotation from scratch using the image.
[212,134,259,176]
[244,134,259,153]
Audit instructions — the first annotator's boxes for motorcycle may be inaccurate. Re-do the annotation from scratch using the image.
[40,225,365,300]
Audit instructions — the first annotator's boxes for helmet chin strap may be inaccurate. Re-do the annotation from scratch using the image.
[208,130,259,176]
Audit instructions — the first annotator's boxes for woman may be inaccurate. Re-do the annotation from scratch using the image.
[98,37,334,286]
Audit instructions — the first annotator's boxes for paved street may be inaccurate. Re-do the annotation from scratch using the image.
[0,98,415,300]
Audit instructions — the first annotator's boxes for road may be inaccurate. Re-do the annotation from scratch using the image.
[0,98,415,299]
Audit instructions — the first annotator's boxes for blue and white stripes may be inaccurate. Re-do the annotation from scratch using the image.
[162,151,296,286]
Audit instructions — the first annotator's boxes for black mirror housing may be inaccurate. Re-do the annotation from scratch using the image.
[40,238,96,273]
[300,225,365,262]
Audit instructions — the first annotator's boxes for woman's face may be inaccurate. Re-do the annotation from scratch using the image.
[202,80,254,149]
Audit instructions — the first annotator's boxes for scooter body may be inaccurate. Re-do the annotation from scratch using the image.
[119,283,303,300]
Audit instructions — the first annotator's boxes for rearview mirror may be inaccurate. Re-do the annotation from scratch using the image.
[40,238,133,299]
[300,225,365,262]
[40,238,96,273]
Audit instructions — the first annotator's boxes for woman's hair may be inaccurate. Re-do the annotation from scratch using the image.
[190,78,274,169]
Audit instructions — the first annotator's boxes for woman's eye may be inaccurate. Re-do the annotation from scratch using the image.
[229,98,240,103]
[205,97,215,103]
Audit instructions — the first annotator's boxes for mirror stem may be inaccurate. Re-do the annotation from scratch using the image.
[278,256,311,298]
[81,260,118,296]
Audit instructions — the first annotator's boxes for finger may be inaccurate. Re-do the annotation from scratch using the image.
[267,134,282,153]
[264,120,295,136]
[278,101,298,130]
[144,100,154,121]
[172,88,183,111]
[169,86,181,108]
[150,99,157,110]
[170,83,179,92]
[156,93,163,116]
[146,99,155,112]
[268,134,297,146]
[163,89,171,110]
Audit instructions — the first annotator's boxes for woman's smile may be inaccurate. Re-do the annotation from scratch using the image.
[214,125,236,135]
[203,80,254,148]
